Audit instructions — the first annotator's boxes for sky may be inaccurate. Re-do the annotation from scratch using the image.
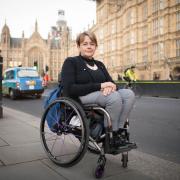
[0,0,96,39]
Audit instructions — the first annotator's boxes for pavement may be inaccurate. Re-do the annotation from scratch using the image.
[0,107,180,180]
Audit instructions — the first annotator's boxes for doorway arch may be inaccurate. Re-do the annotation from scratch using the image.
[172,66,180,80]
[28,47,44,74]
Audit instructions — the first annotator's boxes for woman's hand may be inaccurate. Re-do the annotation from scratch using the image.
[101,87,113,96]
[101,82,116,90]
[100,82,117,96]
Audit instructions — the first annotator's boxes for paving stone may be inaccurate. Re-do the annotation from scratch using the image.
[0,137,8,147]
[0,142,46,165]
[0,161,66,180]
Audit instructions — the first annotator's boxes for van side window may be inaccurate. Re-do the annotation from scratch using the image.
[6,70,14,80]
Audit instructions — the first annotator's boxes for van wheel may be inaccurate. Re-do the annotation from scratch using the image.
[36,94,41,99]
[9,89,16,100]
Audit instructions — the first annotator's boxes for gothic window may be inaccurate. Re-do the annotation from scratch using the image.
[176,11,180,31]
[99,29,104,40]
[126,10,131,26]
[111,39,116,51]
[131,9,136,24]
[159,17,164,34]
[153,43,159,61]
[152,0,159,13]
[126,9,136,26]
[176,39,180,57]
[153,42,164,60]
[130,50,136,64]
[126,51,130,64]
[99,43,104,54]
[142,25,148,42]
[98,8,104,23]
[111,22,116,34]
[142,2,148,20]
[153,0,166,12]
[142,48,148,62]
[110,56,116,68]
[125,32,130,46]
[127,50,136,64]
[159,0,164,10]
[159,42,164,59]
[3,35,6,43]
[152,18,158,36]
[130,31,136,44]
[117,55,122,67]
[152,18,163,36]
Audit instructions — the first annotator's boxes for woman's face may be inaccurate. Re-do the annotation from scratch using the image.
[78,35,96,59]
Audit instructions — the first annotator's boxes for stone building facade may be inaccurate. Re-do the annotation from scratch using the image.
[1,0,180,81]
[0,18,70,81]
[88,0,180,80]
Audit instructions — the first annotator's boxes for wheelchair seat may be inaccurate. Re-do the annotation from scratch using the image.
[83,103,101,108]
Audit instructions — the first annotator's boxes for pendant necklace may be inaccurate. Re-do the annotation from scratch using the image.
[86,63,98,70]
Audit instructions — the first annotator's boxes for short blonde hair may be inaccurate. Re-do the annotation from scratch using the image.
[76,31,98,47]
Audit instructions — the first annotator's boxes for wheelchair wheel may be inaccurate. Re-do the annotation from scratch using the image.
[40,97,89,167]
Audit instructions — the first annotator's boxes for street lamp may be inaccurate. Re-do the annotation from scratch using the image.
[0,50,3,118]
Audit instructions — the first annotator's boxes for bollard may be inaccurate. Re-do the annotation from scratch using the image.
[0,50,3,118]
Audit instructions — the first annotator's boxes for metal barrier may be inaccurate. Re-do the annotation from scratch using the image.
[117,81,180,98]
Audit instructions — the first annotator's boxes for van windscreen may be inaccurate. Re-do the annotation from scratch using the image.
[17,69,39,77]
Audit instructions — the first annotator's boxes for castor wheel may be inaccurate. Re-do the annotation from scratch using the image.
[94,155,106,178]
[121,153,128,168]
[94,164,104,178]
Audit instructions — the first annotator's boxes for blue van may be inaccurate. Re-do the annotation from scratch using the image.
[2,67,44,99]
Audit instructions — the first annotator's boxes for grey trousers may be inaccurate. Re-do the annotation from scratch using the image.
[79,88,135,131]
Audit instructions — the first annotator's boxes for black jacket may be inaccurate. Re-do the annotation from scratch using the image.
[61,56,114,99]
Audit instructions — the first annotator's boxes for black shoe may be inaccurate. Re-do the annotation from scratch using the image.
[117,129,137,149]
[117,128,127,135]
[113,131,126,148]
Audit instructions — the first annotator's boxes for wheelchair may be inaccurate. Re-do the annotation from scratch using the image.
[40,96,137,178]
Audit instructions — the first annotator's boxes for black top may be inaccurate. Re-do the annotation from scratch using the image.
[82,55,96,67]
[61,55,114,100]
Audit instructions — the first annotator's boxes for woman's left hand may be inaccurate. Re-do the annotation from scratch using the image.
[102,86,115,96]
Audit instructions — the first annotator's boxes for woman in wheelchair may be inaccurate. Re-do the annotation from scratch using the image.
[40,31,137,178]
[61,31,135,149]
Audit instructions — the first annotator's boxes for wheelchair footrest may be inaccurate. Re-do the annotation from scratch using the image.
[109,143,137,155]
